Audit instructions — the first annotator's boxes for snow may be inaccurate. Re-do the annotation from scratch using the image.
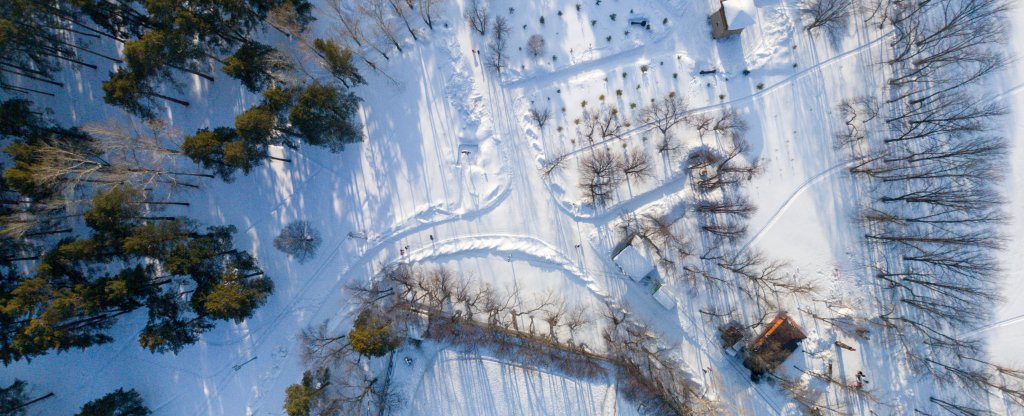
[2,0,1022,414]
[652,288,676,310]
[613,244,656,282]
[722,0,757,30]
[404,347,640,416]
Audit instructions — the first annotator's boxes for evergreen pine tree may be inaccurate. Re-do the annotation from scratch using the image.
[283,369,329,416]
[289,82,363,152]
[183,127,267,181]
[102,70,190,119]
[222,42,291,93]
[348,308,400,357]
[0,379,29,416]
[312,38,365,87]
[76,388,151,416]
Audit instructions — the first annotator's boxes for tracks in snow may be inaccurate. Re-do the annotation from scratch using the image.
[735,160,856,255]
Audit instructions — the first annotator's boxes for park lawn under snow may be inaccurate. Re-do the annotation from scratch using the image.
[5,0,1024,414]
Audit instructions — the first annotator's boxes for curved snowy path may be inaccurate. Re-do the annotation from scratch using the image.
[181,17,892,416]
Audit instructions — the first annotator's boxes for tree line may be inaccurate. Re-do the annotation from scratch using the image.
[283,263,718,415]
[835,0,1024,412]
[0,0,377,411]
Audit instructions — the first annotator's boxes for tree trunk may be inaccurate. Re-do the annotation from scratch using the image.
[146,92,190,107]
[0,67,64,87]
[0,83,55,97]
[169,63,215,82]
[23,228,73,237]
[37,48,97,69]
[8,392,55,412]
[1,255,40,263]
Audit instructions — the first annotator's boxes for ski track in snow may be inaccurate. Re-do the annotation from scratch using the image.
[558,28,895,159]
[240,21,889,416]
[966,313,1024,337]
[736,160,858,255]
[8,3,937,413]
[408,349,620,416]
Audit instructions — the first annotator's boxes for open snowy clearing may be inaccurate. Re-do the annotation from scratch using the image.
[2,0,1023,414]
[403,347,638,416]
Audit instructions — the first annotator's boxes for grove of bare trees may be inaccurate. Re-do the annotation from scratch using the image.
[836,0,1024,411]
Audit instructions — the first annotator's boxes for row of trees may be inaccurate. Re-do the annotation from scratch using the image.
[1,0,317,113]
[837,0,1024,412]
[577,147,653,206]
[285,263,716,415]
[182,80,363,181]
[327,0,446,76]
[561,93,691,206]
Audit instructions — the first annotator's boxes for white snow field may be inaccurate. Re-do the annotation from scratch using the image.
[3,0,1023,414]
[403,348,640,416]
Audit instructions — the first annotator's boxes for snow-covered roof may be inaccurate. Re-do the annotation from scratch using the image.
[722,0,756,29]
[653,288,676,310]
[613,245,655,281]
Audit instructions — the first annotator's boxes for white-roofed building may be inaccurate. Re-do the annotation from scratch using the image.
[612,236,676,310]
[711,0,756,38]
[613,244,656,282]
[652,285,676,310]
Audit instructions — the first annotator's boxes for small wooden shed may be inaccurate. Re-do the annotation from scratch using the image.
[742,313,806,380]
[710,0,756,39]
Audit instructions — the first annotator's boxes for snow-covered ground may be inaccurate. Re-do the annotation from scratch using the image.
[4,0,1023,414]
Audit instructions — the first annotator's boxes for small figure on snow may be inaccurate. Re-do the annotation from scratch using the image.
[400,249,405,256]
[429,234,434,241]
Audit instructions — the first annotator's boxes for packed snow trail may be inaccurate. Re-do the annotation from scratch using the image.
[736,160,858,255]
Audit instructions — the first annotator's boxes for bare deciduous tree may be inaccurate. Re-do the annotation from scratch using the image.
[466,0,489,35]
[579,149,624,206]
[413,0,444,30]
[385,0,419,41]
[539,149,569,178]
[361,0,404,53]
[639,93,688,149]
[620,148,653,184]
[527,34,545,57]
[529,106,551,129]
[579,105,626,144]
[799,0,852,33]
[485,16,511,74]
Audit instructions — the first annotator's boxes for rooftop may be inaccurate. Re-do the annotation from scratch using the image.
[722,0,756,29]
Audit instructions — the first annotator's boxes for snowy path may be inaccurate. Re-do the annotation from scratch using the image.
[736,159,857,255]
[560,28,894,158]
[3,3,924,414]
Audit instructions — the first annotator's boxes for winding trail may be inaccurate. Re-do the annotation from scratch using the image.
[736,160,857,255]
[177,11,895,416]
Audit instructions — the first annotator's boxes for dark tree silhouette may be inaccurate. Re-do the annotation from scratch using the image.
[274,220,323,263]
